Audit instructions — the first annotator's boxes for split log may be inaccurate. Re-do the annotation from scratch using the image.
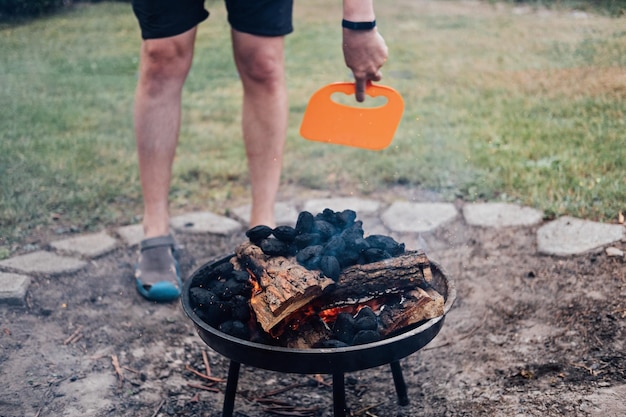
[377,288,444,336]
[235,241,335,334]
[315,250,434,307]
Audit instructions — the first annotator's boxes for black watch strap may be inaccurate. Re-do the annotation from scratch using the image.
[342,19,376,31]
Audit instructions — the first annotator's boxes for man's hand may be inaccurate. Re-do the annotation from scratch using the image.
[342,28,388,102]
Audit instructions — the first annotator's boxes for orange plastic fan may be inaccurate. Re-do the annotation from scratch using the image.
[300,82,404,150]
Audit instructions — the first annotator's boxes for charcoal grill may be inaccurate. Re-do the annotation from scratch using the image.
[181,254,455,417]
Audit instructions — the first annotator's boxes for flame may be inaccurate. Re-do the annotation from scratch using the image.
[246,268,263,295]
[318,296,393,324]
[318,306,356,323]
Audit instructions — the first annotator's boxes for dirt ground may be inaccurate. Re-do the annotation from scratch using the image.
[1,191,625,417]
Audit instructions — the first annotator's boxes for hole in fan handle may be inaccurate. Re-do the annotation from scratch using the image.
[330,91,389,108]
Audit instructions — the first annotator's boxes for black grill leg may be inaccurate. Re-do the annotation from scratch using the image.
[332,372,347,417]
[222,361,241,417]
[390,360,409,406]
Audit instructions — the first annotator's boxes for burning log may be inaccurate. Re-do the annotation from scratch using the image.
[236,241,336,333]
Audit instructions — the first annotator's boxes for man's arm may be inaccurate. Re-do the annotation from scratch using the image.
[342,0,388,102]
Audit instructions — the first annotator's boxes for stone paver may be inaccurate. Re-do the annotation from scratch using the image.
[50,232,118,258]
[381,202,458,233]
[116,224,144,247]
[606,247,625,258]
[230,202,299,226]
[0,272,31,305]
[463,203,543,228]
[0,251,88,275]
[170,211,243,235]
[537,216,625,256]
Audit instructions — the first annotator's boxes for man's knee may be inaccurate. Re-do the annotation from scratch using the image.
[143,41,192,77]
[139,30,196,89]
[238,50,285,86]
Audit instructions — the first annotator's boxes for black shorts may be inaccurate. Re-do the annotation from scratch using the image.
[132,0,293,39]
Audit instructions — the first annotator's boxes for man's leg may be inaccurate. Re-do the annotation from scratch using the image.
[231,30,288,228]
[135,27,197,238]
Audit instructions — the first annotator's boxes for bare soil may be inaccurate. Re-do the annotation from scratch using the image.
[1,193,625,417]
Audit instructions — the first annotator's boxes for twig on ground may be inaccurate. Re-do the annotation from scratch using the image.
[187,383,220,392]
[202,349,211,376]
[64,325,83,345]
[111,354,124,383]
[353,402,384,416]
[149,399,165,417]
[261,404,319,416]
[122,366,141,374]
[570,362,598,376]
[260,382,308,397]
[184,364,225,383]
[255,398,291,406]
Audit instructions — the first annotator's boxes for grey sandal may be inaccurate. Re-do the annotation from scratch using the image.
[134,234,181,302]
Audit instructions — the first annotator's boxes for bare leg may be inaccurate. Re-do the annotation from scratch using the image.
[134,28,197,238]
[231,30,288,228]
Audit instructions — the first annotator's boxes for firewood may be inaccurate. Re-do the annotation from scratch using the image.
[316,250,434,306]
[377,288,444,336]
[236,241,335,334]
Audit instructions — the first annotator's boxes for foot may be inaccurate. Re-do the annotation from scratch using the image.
[135,234,181,302]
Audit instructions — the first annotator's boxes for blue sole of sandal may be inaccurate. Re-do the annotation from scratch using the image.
[136,275,182,302]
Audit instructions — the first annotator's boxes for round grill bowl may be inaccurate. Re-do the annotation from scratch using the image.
[181,255,456,375]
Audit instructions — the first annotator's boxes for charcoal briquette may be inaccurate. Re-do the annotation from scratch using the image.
[323,235,346,257]
[218,320,250,340]
[231,270,250,283]
[260,238,291,256]
[355,306,377,321]
[296,245,323,263]
[333,312,357,344]
[246,225,273,243]
[230,295,251,321]
[361,248,392,263]
[338,209,357,227]
[338,249,360,268]
[320,255,341,281]
[272,225,297,242]
[301,255,322,270]
[295,211,315,234]
[189,287,218,309]
[294,232,321,249]
[316,208,338,223]
[340,224,368,251]
[224,278,247,298]
[351,329,381,345]
[313,220,337,240]
[208,280,226,297]
[365,234,406,256]
[197,299,231,327]
[213,261,235,278]
[355,316,378,331]
[189,270,212,289]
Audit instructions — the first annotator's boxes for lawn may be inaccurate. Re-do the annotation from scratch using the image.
[1,0,624,253]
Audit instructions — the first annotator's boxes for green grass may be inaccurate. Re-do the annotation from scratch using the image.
[1,0,624,253]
